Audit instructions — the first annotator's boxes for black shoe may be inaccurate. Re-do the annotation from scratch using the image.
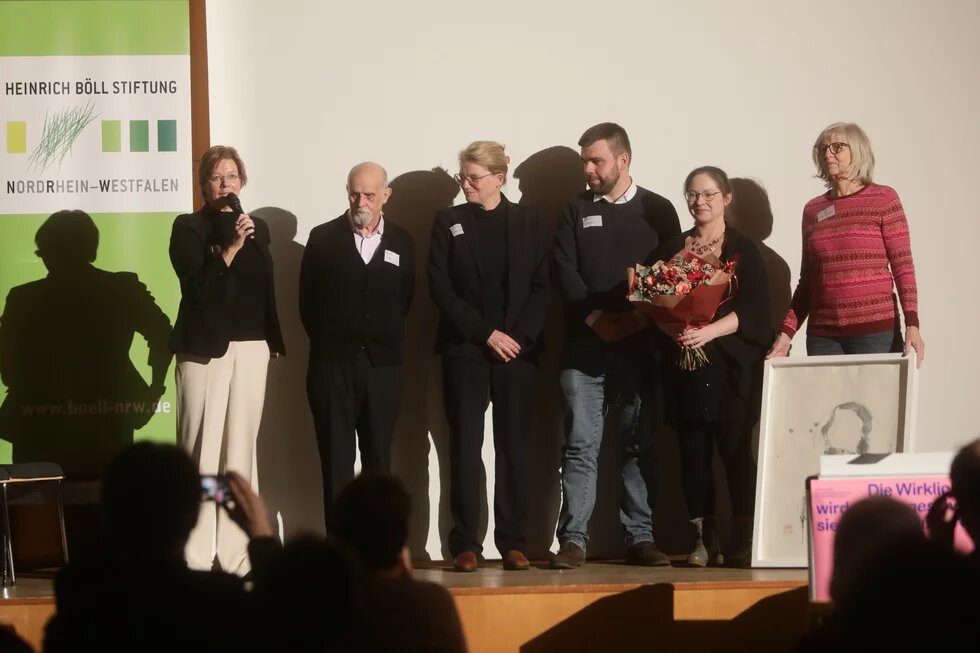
[550,542,586,569]
[723,544,752,568]
[627,541,671,567]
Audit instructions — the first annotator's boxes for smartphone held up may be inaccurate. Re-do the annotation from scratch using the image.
[200,474,232,506]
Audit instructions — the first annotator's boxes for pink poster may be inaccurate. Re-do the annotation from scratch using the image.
[808,476,974,601]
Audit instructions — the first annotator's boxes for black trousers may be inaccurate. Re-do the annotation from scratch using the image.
[669,353,758,522]
[442,355,536,556]
[307,348,402,526]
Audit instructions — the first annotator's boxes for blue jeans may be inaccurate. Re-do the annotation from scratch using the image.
[556,345,657,549]
[806,330,900,356]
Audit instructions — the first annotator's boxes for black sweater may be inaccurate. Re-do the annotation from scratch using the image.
[300,214,415,365]
[553,187,680,346]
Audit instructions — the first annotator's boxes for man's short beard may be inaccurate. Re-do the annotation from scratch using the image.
[351,209,374,228]
[594,169,620,197]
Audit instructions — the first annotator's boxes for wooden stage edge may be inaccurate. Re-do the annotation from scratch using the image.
[0,563,811,653]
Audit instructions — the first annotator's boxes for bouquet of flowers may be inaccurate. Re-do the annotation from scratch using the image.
[627,252,737,370]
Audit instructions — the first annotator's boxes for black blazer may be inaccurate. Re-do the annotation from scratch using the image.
[428,198,551,361]
[169,207,286,358]
[300,214,415,364]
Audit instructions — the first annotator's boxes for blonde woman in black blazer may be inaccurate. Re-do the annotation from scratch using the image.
[428,141,551,572]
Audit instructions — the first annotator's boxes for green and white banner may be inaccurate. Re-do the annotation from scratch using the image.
[0,0,190,476]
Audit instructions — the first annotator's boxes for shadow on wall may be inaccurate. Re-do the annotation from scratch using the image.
[385,168,460,560]
[0,211,172,480]
[513,146,581,557]
[521,584,808,653]
[0,210,173,566]
[253,207,324,539]
[727,177,792,332]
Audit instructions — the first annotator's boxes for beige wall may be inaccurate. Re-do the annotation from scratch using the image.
[205,0,980,559]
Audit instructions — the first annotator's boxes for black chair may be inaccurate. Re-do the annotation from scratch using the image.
[0,462,69,586]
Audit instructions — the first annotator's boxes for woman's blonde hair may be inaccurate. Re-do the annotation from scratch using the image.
[812,122,875,188]
[459,140,509,176]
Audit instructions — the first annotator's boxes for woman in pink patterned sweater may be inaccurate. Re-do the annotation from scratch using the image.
[767,122,925,367]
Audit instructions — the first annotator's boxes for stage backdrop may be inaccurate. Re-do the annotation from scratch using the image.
[0,1,190,478]
[206,0,979,561]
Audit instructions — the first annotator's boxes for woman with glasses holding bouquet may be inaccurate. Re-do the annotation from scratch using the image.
[428,141,551,572]
[650,166,771,567]
[169,145,285,575]
[767,122,924,366]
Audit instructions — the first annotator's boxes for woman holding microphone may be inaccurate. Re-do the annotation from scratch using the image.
[169,145,285,575]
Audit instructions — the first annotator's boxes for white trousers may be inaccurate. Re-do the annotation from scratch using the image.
[176,340,269,575]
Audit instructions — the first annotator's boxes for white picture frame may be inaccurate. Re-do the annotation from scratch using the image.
[752,353,918,567]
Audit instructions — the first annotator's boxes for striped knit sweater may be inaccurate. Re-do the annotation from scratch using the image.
[781,183,919,338]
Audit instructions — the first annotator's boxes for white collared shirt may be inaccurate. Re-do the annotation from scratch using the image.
[593,178,638,204]
[350,212,385,264]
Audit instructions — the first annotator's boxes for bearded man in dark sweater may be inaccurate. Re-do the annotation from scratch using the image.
[300,162,415,526]
[551,123,680,568]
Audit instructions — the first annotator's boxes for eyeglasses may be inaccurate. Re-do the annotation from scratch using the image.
[207,173,240,184]
[814,142,849,156]
[453,172,495,186]
[685,190,722,203]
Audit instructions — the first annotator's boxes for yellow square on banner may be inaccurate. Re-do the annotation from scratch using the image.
[6,121,27,153]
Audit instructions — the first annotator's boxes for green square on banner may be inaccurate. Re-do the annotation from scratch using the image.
[157,120,177,152]
[6,121,26,154]
[102,120,121,152]
[129,120,149,152]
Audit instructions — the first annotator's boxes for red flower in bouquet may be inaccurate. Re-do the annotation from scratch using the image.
[627,252,737,370]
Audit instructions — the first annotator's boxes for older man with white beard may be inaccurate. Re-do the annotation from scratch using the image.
[300,162,416,525]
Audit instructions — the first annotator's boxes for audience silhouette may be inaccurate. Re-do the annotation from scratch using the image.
[334,472,468,653]
[928,438,980,570]
[43,442,276,653]
[798,495,980,652]
[251,535,364,653]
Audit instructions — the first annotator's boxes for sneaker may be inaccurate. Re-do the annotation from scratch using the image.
[550,541,586,569]
[626,541,671,567]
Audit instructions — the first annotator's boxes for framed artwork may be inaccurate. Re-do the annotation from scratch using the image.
[752,353,918,567]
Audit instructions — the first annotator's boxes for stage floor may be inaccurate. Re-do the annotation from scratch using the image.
[415,559,807,592]
[1,564,812,653]
[0,562,808,598]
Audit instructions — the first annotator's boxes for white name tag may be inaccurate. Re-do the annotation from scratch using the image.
[583,215,603,228]
[817,205,836,222]
[384,250,400,266]
[450,223,464,237]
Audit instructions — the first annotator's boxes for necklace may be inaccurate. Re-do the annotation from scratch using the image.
[689,232,724,257]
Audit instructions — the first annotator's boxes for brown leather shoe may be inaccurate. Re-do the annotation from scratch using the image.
[503,549,530,571]
[453,551,478,572]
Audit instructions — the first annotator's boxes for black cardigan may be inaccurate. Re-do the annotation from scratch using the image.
[299,214,415,365]
[169,207,285,358]
[428,197,551,361]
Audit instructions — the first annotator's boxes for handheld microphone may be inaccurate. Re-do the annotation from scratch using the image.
[225,193,254,240]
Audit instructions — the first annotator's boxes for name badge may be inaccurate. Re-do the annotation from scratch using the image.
[583,215,603,228]
[816,205,836,222]
[384,250,400,266]
[450,223,464,237]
